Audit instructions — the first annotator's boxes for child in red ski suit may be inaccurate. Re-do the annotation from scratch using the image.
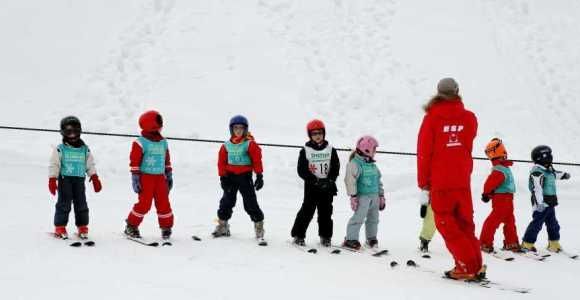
[479,138,520,253]
[124,110,174,240]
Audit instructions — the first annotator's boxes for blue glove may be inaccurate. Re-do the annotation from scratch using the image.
[166,172,173,191]
[132,174,141,194]
[535,202,549,213]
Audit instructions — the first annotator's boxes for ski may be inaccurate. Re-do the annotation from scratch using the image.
[508,250,546,261]
[554,250,579,260]
[320,245,341,255]
[486,251,515,262]
[257,238,268,246]
[191,235,202,241]
[365,245,389,257]
[289,241,317,254]
[126,236,160,247]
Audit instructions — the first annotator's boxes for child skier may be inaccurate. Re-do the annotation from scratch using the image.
[343,135,386,250]
[124,110,174,240]
[212,115,266,245]
[521,145,571,253]
[291,119,340,247]
[49,116,102,239]
[418,193,436,253]
[479,138,520,253]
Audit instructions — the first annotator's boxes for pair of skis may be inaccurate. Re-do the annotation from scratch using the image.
[126,235,172,247]
[335,244,389,257]
[49,232,95,247]
[194,234,268,247]
[392,259,531,294]
[289,241,340,255]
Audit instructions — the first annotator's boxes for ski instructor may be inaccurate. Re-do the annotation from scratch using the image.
[416,78,485,281]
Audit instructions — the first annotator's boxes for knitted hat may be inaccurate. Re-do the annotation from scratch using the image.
[437,77,459,98]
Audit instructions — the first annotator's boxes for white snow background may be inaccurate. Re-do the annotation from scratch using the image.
[0,0,579,299]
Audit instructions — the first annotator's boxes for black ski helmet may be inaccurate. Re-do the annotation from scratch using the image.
[531,145,553,166]
[60,116,82,137]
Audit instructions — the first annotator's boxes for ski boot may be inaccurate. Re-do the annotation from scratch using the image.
[445,266,477,281]
[293,237,306,246]
[54,226,68,239]
[342,239,361,251]
[77,225,89,240]
[161,227,172,240]
[212,219,230,237]
[366,238,379,249]
[502,242,521,253]
[475,265,488,281]
[521,241,537,253]
[320,237,331,248]
[124,222,141,239]
[419,238,430,253]
[480,244,494,254]
[547,240,562,253]
[254,221,265,239]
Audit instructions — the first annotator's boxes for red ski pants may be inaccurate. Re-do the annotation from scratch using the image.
[431,189,482,274]
[127,174,174,228]
[479,196,519,247]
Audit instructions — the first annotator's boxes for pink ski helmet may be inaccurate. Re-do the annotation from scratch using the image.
[356,135,379,158]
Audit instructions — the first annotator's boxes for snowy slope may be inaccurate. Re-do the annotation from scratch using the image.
[1,0,579,299]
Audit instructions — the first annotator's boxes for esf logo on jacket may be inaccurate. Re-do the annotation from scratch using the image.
[305,145,332,179]
[443,124,464,147]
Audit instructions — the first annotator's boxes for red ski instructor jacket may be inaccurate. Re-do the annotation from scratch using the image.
[417,99,478,191]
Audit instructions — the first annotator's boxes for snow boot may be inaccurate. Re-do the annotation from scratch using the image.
[547,240,562,253]
[161,227,172,240]
[476,265,488,281]
[77,225,89,239]
[342,239,361,251]
[124,222,141,239]
[419,237,430,253]
[480,244,494,254]
[366,238,379,249]
[320,237,331,248]
[54,226,68,239]
[521,241,537,253]
[293,237,306,246]
[212,219,230,237]
[254,221,265,239]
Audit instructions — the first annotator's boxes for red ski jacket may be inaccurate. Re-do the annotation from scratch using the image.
[417,99,478,191]
[218,135,263,177]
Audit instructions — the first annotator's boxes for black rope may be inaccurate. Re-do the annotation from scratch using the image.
[2,125,579,167]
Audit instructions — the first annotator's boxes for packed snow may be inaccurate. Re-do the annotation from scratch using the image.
[0,0,579,299]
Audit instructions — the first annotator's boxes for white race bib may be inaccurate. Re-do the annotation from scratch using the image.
[304,145,333,179]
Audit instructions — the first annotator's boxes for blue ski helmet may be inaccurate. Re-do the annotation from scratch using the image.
[229,115,249,135]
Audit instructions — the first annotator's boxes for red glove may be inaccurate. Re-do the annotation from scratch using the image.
[90,174,102,193]
[48,178,57,196]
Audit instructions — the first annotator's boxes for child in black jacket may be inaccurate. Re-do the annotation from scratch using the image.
[291,119,340,247]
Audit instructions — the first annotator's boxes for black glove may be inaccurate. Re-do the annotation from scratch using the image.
[220,176,233,193]
[165,172,173,192]
[481,194,491,203]
[420,204,427,219]
[562,172,571,180]
[254,174,264,191]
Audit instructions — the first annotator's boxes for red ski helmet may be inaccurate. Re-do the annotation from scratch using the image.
[139,110,163,132]
[306,119,325,138]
